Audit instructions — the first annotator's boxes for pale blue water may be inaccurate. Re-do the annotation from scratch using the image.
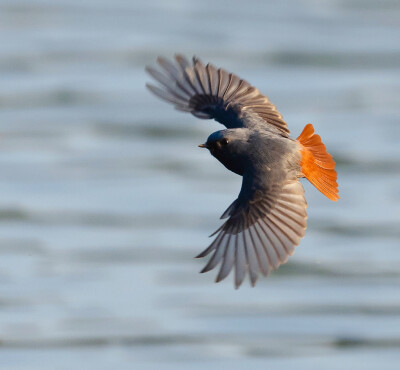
[0,0,400,369]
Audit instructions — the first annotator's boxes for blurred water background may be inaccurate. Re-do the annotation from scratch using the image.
[0,0,399,369]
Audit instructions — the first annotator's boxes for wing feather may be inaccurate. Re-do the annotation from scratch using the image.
[256,220,281,269]
[206,64,219,96]
[145,84,188,108]
[193,57,210,95]
[146,55,290,136]
[196,179,307,287]
[200,232,228,273]
[216,230,236,283]
[248,221,270,276]
[235,228,247,288]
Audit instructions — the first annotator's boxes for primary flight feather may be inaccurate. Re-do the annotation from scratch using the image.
[146,55,339,288]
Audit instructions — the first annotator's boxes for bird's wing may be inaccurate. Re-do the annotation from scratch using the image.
[197,178,307,288]
[146,55,290,136]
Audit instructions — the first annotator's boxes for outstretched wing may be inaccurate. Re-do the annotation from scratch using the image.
[146,55,290,136]
[197,179,307,288]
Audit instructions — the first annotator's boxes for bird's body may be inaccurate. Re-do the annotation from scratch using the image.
[146,55,339,288]
[206,128,300,178]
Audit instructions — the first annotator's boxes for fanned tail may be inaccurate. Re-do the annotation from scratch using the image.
[297,124,339,201]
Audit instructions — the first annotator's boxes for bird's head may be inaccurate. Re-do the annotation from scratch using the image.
[198,129,250,175]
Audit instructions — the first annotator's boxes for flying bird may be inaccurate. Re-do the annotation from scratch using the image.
[146,55,339,288]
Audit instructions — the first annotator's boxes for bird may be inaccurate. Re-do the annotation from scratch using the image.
[146,55,339,288]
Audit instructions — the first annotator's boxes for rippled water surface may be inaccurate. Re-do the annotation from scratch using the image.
[0,1,400,369]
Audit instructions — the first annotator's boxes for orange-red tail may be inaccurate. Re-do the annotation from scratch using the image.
[297,124,339,201]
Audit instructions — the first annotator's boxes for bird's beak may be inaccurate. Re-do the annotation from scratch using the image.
[198,143,208,149]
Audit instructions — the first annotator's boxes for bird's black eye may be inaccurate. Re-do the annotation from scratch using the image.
[221,138,229,146]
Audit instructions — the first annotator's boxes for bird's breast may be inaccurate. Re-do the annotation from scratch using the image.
[212,151,248,176]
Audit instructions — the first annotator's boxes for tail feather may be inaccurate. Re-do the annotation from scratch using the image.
[297,124,339,201]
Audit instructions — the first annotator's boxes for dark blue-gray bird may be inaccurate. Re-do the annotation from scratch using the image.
[146,55,339,288]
